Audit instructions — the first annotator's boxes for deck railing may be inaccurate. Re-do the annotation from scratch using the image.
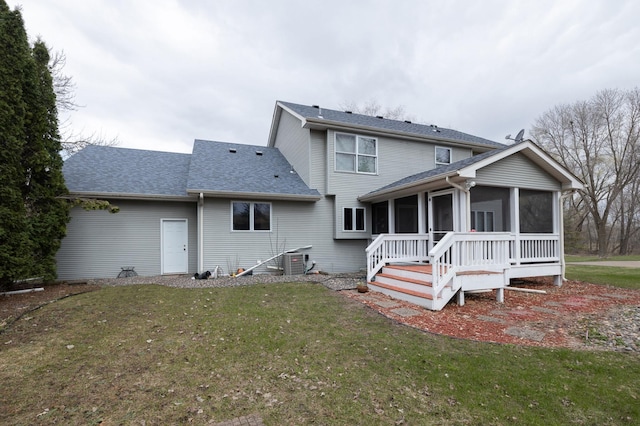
[366,232,561,291]
[365,234,430,282]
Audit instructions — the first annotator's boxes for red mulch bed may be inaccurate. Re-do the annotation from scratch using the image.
[345,278,640,349]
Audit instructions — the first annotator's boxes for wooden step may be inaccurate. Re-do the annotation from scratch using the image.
[368,281,433,300]
[376,273,433,287]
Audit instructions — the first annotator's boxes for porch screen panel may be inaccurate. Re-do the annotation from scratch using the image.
[372,201,389,234]
[519,189,553,233]
[394,195,418,233]
[470,186,510,232]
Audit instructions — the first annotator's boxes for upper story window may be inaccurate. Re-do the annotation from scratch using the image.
[232,201,271,231]
[335,133,377,174]
[435,146,451,166]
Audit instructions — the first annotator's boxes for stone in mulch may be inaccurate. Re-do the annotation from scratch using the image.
[211,414,263,426]
[391,307,422,317]
[580,295,611,301]
[476,315,506,324]
[504,327,546,342]
[373,300,401,308]
[603,293,631,300]
[530,306,561,315]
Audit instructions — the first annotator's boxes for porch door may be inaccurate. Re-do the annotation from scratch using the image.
[162,219,188,274]
[429,191,454,245]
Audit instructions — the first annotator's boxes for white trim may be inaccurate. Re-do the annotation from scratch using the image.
[342,206,367,232]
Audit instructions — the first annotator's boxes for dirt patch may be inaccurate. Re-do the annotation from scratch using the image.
[346,278,640,351]
[0,283,100,331]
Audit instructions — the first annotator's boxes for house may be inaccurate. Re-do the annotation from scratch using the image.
[57,101,583,310]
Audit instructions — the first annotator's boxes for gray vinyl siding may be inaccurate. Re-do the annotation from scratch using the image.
[475,153,561,191]
[201,197,366,274]
[326,129,472,239]
[272,110,312,186]
[309,130,327,193]
[56,200,198,280]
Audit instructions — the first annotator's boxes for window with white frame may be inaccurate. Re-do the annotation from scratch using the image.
[232,201,271,231]
[435,146,451,165]
[343,207,366,231]
[335,133,377,174]
[471,210,495,232]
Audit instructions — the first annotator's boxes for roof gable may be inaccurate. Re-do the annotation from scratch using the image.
[270,101,505,150]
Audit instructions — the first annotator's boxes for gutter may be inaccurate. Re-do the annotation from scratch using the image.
[188,190,321,202]
[64,191,197,202]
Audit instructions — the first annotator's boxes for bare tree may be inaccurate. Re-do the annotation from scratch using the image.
[49,50,119,156]
[532,88,640,257]
[339,99,413,121]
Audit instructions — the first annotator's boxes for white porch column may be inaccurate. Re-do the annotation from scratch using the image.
[417,192,426,234]
[511,188,520,264]
[556,191,564,286]
[388,198,395,233]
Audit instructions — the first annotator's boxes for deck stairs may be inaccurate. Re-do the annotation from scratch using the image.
[367,263,507,311]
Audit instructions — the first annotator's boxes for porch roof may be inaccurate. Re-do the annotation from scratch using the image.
[359,140,583,202]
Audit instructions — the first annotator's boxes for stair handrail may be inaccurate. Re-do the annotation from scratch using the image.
[428,232,458,297]
[365,234,387,282]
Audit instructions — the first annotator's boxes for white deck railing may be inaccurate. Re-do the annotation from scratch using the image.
[366,232,561,293]
[365,234,430,282]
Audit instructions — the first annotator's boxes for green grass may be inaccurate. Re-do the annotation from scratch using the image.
[565,265,640,289]
[565,254,640,262]
[1,283,639,425]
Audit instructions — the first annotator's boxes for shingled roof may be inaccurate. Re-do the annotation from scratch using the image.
[276,101,505,149]
[186,140,320,199]
[63,145,192,198]
[63,141,320,201]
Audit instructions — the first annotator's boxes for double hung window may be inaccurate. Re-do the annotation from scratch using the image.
[335,133,377,174]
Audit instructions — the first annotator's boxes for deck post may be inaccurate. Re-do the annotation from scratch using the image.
[457,290,465,306]
[496,287,504,303]
[553,274,562,287]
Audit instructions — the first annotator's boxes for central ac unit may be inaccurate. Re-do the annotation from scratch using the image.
[283,253,304,275]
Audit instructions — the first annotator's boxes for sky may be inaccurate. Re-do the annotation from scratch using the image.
[10,0,640,154]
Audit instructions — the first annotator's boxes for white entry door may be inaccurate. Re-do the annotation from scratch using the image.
[162,219,188,274]
[428,191,455,250]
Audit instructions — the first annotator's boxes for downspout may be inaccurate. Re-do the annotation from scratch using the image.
[445,176,472,231]
[198,193,204,273]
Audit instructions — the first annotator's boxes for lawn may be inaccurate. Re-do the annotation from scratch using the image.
[1,283,638,425]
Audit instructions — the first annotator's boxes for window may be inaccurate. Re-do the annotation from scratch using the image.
[335,133,377,174]
[470,186,510,231]
[471,210,495,232]
[395,195,418,233]
[344,207,365,231]
[232,202,271,231]
[435,146,451,165]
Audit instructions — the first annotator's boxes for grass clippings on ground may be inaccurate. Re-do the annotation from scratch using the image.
[1,283,639,425]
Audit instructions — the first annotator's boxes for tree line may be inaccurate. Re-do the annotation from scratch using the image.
[532,88,640,257]
[0,1,69,288]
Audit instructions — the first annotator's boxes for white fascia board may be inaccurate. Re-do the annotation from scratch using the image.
[268,102,309,147]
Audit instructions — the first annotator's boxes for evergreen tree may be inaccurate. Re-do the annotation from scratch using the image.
[0,2,69,287]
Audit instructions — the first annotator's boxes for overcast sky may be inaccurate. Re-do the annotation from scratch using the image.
[10,0,640,154]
